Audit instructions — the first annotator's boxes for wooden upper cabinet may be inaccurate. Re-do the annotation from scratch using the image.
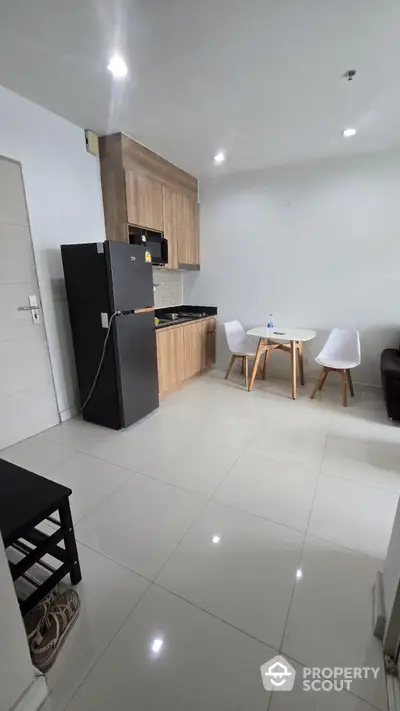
[162,187,199,269]
[99,134,199,263]
[161,185,179,270]
[177,193,200,267]
[125,170,164,232]
[191,197,200,265]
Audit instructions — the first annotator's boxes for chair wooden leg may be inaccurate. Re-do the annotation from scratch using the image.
[347,369,354,397]
[297,342,305,386]
[262,349,271,380]
[341,369,347,407]
[310,367,326,399]
[291,341,297,399]
[225,354,236,380]
[248,339,264,391]
[244,356,249,389]
[319,369,328,390]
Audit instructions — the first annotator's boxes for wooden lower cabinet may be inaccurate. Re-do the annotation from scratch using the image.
[156,326,185,396]
[156,317,215,396]
[183,321,205,379]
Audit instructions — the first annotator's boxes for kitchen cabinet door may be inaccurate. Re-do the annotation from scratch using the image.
[125,170,164,231]
[177,193,200,267]
[190,197,200,265]
[162,185,179,269]
[183,322,205,379]
[205,317,216,366]
[156,327,185,396]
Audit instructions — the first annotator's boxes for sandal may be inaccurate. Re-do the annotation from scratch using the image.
[31,589,80,672]
[24,586,60,644]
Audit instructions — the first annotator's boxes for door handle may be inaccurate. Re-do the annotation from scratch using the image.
[17,295,41,324]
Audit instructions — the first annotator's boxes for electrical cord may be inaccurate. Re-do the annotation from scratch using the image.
[80,311,120,412]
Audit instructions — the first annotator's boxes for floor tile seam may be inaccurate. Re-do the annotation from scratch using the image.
[274,648,386,711]
[277,430,328,654]
[205,445,248,501]
[300,531,386,565]
[61,578,151,711]
[55,442,219,501]
[69,469,139,527]
[209,493,309,537]
[318,468,400,496]
[151,580,282,652]
[72,538,154,583]
[147,445,246,584]
[41,436,149,473]
[222,445,327,478]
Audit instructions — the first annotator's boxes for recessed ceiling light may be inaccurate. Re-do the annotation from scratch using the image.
[213,151,225,164]
[296,569,303,579]
[107,54,128,79]
[151,638,163,653]
[212,535,221,544]
[343,128,357,138]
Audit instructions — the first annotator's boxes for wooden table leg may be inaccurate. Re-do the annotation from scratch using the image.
[291,340,297,399]
[297,342,305,385]
[262,348,271,380]
[248,339,264,391]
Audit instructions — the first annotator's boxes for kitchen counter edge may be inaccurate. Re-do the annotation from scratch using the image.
[155,314,216,332]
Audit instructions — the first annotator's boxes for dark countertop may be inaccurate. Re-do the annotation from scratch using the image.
[155,305,217,330]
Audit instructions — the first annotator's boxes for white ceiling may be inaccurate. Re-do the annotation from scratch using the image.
[1,0,400,177]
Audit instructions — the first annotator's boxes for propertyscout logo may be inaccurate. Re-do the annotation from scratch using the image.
[261,656,296,692]
[260,656,380,693]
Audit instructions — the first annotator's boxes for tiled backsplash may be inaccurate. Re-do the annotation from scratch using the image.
[153,267,183,308]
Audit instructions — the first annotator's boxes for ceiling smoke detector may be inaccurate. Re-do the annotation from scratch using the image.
[343,69,357,81]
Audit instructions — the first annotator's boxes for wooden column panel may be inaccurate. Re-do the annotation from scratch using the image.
[162,185,179,269]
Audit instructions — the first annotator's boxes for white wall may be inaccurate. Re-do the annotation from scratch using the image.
[0,84,106,418]
[0,538,34,711]
[185,149,400,385]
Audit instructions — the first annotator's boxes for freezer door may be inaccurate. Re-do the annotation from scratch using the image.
[114,311,159,427]
[106,242,154,312]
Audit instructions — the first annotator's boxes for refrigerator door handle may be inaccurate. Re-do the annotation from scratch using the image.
[134,307,154,314]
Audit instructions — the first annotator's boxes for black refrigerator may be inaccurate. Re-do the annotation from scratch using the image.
[61,241,159,429]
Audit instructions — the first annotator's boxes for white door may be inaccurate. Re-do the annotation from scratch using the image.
[0,156,59,450]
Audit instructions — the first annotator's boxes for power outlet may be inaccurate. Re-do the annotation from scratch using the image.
[101,312,109,329]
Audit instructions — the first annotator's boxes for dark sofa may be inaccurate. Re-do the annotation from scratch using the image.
[381,348,400,422]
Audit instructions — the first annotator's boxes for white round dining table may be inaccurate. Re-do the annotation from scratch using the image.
[246,326,316,399]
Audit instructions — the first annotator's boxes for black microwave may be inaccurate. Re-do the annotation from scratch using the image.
[129,226,168,266]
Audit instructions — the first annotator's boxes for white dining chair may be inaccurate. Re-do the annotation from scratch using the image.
[310,328,361,406]
[224,320,258,388]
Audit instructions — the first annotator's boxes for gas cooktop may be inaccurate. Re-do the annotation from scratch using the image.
[163,311,208,321]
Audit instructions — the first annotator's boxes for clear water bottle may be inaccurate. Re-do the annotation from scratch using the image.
[267,313,274,339]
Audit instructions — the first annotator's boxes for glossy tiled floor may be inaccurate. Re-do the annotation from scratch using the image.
[2,370,399,711]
